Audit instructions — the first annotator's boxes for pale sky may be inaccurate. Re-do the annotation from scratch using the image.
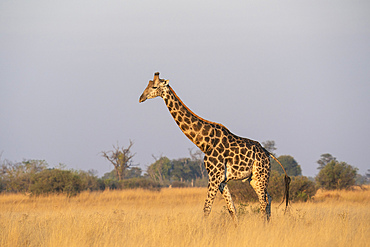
[1,0,369,177]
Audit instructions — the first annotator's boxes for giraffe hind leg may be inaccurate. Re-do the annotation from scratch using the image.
[250,178,271,221]
[249,158,271,221]
[265,191,272,221]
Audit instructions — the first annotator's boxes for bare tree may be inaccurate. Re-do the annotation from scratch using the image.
[101,140,135,181]
[262,140,277,156]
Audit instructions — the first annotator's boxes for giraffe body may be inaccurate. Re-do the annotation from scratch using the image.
[139,72,287,221]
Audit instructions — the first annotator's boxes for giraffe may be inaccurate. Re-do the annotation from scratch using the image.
[139,72,290,222]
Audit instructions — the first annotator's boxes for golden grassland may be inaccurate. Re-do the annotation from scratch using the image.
[1,187,369,247]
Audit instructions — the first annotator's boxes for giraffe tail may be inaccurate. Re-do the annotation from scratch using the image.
[269,153,291,210]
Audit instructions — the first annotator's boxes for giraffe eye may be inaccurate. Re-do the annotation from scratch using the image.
[152,86,158,89]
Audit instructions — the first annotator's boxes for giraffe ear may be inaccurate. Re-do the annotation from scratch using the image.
[164,80,169,86]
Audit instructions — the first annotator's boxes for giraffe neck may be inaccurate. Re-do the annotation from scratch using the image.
[162,86,226,153]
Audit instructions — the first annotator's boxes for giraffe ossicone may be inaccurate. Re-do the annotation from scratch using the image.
[139,72,290,222]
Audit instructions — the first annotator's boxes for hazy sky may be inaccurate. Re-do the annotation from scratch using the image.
[1,0,369,177]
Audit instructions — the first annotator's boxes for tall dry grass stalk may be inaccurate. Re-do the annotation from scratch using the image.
[1,187,369,247]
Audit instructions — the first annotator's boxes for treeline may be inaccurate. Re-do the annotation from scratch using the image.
[0,160,161,196]
[1,141,368,204]
[146,150,208,187]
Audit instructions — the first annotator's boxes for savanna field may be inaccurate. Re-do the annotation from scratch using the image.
[1,187,369,247]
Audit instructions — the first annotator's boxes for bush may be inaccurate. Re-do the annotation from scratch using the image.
[77,170,101,191]
[193,178,208,187]
[290,176,317,202]
[119,178,161,191]
[0,159,48,193]
[103,179,120,190]
[269,173,317,202]
[171,181,187,188]
[316,160,358,190]
[228,180,258,203]
[30,169,82,196]
[0,177,4,192]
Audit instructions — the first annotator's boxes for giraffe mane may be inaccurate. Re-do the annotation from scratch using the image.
[168,86,228,130]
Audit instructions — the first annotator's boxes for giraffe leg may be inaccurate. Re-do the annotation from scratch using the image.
[249,158,271,221]
[219,182,238,224]
[203,178,220,217]
[266,191,272,220]
[250,176,271,221]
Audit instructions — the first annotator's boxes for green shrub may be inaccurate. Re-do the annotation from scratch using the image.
[171,181,187,188]
[103,179,120,190]
[193,178,208,187]
[228,180,258,203]
[290,176,317,202]
[0,177,4,192]
[316,160,358,190]
[119,178,161,191]
[30,169,82,196]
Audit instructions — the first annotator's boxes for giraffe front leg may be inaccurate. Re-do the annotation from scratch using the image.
[219,183,238,224]
[203,177,220,217]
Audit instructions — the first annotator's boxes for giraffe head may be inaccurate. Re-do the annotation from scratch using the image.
[139,72,169,103]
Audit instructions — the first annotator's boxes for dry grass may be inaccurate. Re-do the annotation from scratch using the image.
[1,187,369,247]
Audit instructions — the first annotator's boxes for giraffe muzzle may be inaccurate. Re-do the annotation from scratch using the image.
[139,94,147,103]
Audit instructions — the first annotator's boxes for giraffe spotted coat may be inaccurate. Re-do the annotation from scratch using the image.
[140,72,277,221]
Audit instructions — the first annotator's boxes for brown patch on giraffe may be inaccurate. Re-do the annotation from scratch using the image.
[216,145,224,154]
[181,124,189,131]
[217,155,223,162]
[195,135,203,143]
[230,147,239,154]
[213,138,220,146]
[193,121,202,131]
[222,136,228,144]
[202,128,210,136]
[189,132,196,138]
[215,129,221,137]
[184,117,191,125]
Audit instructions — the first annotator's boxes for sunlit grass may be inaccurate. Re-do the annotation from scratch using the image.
[1,187,369,247]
